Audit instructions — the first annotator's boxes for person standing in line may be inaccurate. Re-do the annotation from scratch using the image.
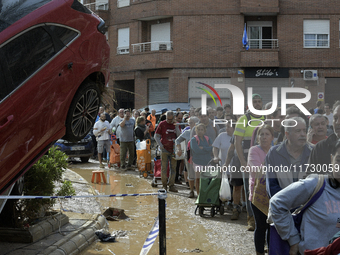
[307,114,328,145]
[176,117,200,197]
[248,125,274,255]
[190,123,213,195]
[234,94,265,231]
[93,113,112,168]
[308,100,340,167]
[147,109,157,137]
[266,117,313,198]
[154,111,181,192]
[119,109,135,170]
[110,108,124,145]
[314,100,323,114]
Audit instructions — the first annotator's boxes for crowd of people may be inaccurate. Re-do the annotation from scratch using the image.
[91,98,340,255]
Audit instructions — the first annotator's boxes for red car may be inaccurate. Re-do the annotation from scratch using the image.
[0,0,110,194]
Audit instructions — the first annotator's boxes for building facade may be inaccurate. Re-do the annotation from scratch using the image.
[96,0,340,111]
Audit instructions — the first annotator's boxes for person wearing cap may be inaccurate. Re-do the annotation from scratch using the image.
[232,93,265,230]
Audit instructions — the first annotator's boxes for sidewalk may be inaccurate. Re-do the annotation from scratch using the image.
[0,169,106,255]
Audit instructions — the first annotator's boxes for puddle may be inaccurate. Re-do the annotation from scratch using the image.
[69,163,228,255]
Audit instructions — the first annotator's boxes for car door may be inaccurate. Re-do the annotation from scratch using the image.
[0,25,77,190]
[0,59,19,193]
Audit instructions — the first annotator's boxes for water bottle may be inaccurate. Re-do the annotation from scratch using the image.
[136,139,141,150]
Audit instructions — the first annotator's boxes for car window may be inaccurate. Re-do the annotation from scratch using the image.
[48,25,79,46]
[0,0,52,33]
[2,26,56,91]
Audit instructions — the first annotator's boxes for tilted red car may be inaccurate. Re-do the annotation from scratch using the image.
[0,0,110,194]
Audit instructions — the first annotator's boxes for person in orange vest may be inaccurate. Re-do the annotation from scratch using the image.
[147,109,157,137]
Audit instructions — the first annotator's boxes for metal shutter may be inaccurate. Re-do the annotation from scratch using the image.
[148,78,169,105]
[245,78,289,107]
[325,78,340,107]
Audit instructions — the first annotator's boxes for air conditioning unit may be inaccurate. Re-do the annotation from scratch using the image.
[159,44,167,50]
[159,43,172,51]
[303,70,318,80]
[117,48,129,54]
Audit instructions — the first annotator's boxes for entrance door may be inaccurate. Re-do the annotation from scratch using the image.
[248,21,272,49]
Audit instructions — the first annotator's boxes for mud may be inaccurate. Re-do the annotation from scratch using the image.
[67,160,254,255]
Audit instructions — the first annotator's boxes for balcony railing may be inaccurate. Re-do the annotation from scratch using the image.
[117,46,130,55]
[117,0,130,7]
[132,41,173,53]
[248,39,278,49]
[84,1,108,11]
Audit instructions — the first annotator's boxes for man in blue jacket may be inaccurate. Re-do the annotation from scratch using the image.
[266,117,313,197]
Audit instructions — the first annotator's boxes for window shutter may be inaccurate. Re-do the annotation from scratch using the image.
[118,28,129,47]
[304,20,329,34]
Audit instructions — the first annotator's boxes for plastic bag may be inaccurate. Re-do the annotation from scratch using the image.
[219,172,231,202]
[173,141,186,160]
[137,140,146,150]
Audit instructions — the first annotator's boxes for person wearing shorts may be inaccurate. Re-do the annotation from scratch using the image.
[93,113,112,168]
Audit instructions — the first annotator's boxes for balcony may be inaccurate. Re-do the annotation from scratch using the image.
[84,1,109,11]
[240,0,279,14]
[84,1,109,24]
[249,39,278,49]
[132,41,173,53]
[241,39,279,67]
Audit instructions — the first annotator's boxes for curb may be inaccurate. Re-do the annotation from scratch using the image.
[38,214,107,255]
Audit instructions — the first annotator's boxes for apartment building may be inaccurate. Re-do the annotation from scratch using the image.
[93,0,340,111]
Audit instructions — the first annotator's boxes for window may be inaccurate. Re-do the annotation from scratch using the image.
[2,26,56,91]
[303,20,329,48]
[247,21,273,49]
[151,22,171,51]
[48,25,79,46]
[117,28,130,54]
[0,0,52,33]
[148,79,169,105]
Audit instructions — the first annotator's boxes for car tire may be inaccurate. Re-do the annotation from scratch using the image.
[64,81,101,142]
[80,157,90,163]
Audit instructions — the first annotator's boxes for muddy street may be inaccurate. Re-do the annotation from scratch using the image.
[66,159,254,255]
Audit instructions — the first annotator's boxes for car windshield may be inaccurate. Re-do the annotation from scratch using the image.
[0,0,51,33]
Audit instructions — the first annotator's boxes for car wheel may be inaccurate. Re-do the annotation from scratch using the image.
[64,81,101,142]
[80,157,90,163]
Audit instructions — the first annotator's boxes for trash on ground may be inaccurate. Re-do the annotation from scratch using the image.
[103,207,129,221]
[125,183,133,187]
[177,248,204,253]
[95,229,116,242]
[112,230,130,238]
